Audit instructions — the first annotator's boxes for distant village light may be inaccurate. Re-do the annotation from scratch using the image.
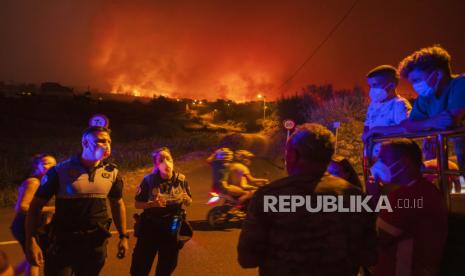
[257,93,266,123]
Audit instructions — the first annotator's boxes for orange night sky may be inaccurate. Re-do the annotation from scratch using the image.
[1,0,465,101]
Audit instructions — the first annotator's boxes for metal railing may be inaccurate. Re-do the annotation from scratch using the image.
[363,127,465,210]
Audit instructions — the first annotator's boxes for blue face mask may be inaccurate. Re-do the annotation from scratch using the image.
[412,72,439,97]
[370,159,405,183]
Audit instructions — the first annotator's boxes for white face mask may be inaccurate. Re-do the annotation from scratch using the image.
[87,141,109,161]
[412,72,439,97]
[370,159,405,183]
[369,87,388,103]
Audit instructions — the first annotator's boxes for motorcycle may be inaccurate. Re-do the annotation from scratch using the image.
[206,191,247,228]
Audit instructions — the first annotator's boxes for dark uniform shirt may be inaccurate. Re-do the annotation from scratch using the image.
[135,171,191,218]
[35,155,123,231]
[238,173,377,276]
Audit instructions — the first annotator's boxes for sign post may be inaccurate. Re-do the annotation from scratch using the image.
[283,119,296,143]
[89,114,110,128]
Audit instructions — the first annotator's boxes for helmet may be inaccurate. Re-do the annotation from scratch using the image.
[234,150,254,162]
[214,148,233,162]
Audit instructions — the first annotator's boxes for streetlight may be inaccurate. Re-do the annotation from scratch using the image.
[257,94,266,123]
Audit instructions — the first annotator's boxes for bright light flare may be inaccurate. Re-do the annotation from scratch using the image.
[207,192,220,205]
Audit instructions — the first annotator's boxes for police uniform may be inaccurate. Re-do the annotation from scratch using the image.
[35,155,123,276]
[130,171,191,276]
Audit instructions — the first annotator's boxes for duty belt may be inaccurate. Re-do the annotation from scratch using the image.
[51,218,112,242]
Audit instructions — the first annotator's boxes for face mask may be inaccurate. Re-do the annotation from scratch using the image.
[159,159,173,176]
[369,87,388,103]
[87,141,109,161]
[413,72,439,97]
[370,159,405,183]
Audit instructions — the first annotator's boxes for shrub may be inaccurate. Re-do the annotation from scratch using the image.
[271,84,368,173]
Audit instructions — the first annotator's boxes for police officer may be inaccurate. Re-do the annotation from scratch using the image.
[130,147,192,276]
[25,126,129,276]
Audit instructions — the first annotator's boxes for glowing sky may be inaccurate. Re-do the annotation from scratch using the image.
[1,0,465,100]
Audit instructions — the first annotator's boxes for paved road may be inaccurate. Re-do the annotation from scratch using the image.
[0,154,286,276]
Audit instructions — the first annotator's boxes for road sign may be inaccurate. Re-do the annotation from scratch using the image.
[89,114,110,128]
[283,119,296,130]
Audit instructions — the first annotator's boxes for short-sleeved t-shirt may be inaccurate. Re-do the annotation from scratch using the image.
[365,95,412,129]
[35,156,123,230]
[228,162,250,187]
[410,75,465,121]
[375,178,448,276]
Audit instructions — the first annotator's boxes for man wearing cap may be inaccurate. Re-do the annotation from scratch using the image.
[25,126,129,276]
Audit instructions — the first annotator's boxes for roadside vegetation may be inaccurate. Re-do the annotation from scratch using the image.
[0,84,372,206]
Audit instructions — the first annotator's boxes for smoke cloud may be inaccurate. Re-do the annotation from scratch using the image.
[1,0,465,100]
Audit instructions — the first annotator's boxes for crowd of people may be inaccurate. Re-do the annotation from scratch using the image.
[238,45,464,276]
[4,45,464,276]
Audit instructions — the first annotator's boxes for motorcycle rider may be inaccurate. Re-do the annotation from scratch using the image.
[229,150,269,191]
[207,148,252,203]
